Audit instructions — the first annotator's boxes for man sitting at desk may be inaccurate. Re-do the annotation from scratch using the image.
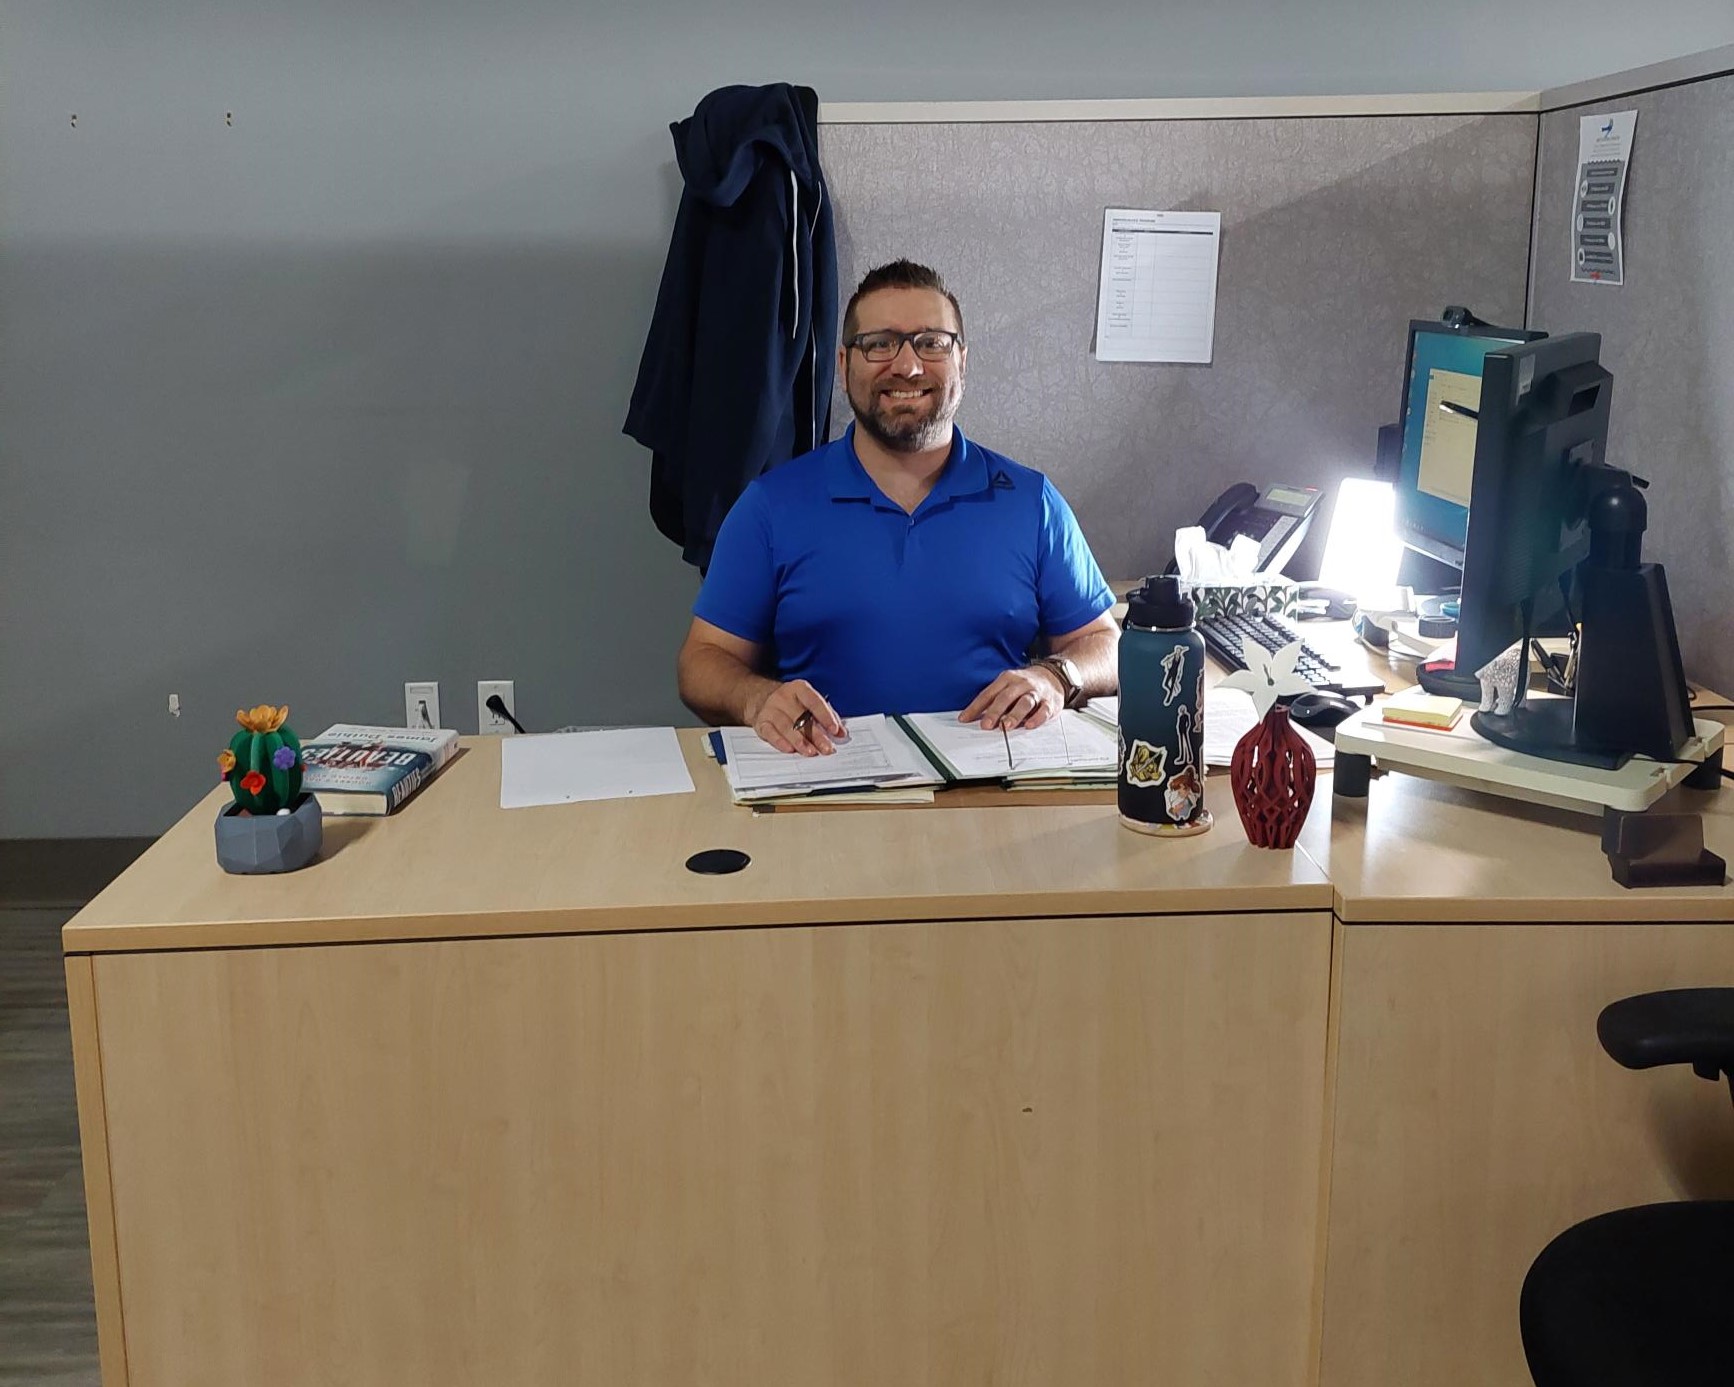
[677,259,1118,755]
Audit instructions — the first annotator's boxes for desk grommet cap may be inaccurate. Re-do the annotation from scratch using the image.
[686,848,751,875]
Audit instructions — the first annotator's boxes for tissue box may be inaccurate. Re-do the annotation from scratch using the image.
[1184,578,1300,622]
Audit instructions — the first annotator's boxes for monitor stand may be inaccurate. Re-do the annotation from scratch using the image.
[1332,700,1723,817]
[1474,477,1693,772]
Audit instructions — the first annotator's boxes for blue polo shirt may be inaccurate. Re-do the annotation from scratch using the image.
[694,425,1114,716]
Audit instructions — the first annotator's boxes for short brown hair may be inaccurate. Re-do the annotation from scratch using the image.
[842,260,964,342]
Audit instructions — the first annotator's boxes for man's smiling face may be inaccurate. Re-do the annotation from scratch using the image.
[841,286,966,454]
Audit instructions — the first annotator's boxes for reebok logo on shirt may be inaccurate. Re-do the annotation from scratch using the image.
[990,469,1015,490]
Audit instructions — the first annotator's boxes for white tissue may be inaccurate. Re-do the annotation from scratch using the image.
[1174,526,1262,583]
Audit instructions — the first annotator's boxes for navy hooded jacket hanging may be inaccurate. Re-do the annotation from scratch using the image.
[624,83,837,570]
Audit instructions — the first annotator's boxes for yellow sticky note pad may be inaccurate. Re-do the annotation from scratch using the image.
[1381,690,1465,731]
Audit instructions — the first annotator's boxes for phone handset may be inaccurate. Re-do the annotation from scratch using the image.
[1164,482,1259,575]
[1165,481,1319,577]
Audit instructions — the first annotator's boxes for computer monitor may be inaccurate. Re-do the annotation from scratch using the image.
[1394,319,1544,569]
[1454,333,1693,768]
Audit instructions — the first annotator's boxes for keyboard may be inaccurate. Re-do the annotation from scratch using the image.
[1198,611,1384,702]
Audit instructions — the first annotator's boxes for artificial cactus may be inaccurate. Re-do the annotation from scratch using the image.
[219,705,304,814]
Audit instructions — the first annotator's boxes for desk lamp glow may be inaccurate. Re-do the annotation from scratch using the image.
[1317,478,1404,599]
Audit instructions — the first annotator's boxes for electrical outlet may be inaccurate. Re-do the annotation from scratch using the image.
[478,680,517,735]
[405,681,440,730]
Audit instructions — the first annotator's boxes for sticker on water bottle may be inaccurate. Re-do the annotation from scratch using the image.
[1164,766,1203,821]
[1125,739,1169,787]
[1160,646,1188,705]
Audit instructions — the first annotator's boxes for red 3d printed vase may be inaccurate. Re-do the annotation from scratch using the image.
[1228,704,1317,849]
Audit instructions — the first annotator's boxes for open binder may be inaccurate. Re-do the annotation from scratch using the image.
[711,709,1117,805]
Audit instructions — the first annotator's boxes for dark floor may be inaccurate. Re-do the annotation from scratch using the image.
[0,908,100,1386]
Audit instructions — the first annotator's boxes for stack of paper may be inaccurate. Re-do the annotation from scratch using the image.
[900,710,1118,789]
[1079,696,1119,734]
[716,714,942,804]
[1078,690,1335,769]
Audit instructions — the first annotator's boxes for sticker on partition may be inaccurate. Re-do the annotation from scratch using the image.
[1125,739,1169,787]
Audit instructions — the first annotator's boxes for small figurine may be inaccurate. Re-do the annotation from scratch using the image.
[1475,643,1525,716]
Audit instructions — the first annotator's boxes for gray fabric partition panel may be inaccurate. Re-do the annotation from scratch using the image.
[1530,74,1734,696]
[822,116,1537,583]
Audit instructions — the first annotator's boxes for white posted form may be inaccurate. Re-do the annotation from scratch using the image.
[1094,208,1223,364]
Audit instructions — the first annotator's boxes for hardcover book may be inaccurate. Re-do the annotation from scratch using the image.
[301,724,461,816]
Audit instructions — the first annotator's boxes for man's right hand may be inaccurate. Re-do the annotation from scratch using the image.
[745,681,846,756]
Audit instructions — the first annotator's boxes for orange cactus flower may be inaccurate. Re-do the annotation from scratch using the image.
[217,749,237,774]
[236,704,289,734]
[240,770,268,795]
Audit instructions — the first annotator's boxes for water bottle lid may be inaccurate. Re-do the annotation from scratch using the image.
[1126,574,1196,629]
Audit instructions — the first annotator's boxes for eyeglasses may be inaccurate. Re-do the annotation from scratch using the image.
[845,329,962,362]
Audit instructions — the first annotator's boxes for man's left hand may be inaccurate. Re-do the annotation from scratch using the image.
[961,666,1066,731]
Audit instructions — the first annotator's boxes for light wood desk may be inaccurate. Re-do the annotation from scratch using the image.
[64,734,1335,1387]
[1281,626,1734,1387]
[62,630,1734,1387]
[1302,745,1734,1387]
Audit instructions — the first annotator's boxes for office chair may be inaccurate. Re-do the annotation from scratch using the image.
[1519,989,1734,1387]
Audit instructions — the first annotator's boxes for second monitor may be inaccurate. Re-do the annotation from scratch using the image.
[1395,317,1545,570]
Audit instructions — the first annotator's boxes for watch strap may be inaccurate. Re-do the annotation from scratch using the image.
[1031,656,1084,709]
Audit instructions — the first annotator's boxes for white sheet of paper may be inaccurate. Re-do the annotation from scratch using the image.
[719,714,938,795]
[1417,368,1482,508]
[500,727,695,809]
[903,710,1117,779]
[1095,208,1223,364]
[1572,110,1636,285]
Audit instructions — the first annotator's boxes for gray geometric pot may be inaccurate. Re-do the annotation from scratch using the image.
[214,792,323,874]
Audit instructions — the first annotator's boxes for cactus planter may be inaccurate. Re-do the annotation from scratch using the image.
[215,793,322,874]
[214,705,321,873]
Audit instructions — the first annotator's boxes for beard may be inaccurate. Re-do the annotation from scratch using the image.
[847,374,963,453]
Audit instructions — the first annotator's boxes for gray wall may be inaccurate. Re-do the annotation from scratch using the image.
[1529,72,1734,696]
[825,116,1535,581]
[6,4,1734,837]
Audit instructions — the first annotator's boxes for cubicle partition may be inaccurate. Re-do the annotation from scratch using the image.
[820,104,1537,579]
[1530,60,1734,695]
[820,59,1734,696]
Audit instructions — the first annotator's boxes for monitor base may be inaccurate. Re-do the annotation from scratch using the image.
[1471,701,1628,771]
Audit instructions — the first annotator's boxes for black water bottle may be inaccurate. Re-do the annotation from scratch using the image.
[1118,575,1212,836]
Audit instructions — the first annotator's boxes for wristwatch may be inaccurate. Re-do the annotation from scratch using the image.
[1030,655,1085,710]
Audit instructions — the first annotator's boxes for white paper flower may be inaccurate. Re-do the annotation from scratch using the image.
[1216,639,1315,719]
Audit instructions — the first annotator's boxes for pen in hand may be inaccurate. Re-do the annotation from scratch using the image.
[792,693,846,753]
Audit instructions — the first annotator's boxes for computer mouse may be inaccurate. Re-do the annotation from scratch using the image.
[1286,691,1361,730]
